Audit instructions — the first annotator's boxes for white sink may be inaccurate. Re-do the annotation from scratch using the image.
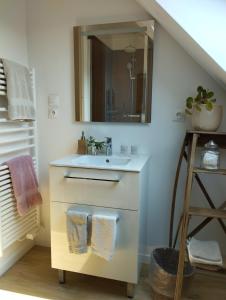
[71,155,131,167]
[50,154,150,172]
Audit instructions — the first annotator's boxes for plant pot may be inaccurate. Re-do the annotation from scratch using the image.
[191,104,223,131]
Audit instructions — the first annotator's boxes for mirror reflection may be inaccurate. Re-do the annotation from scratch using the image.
[74,20,154,123]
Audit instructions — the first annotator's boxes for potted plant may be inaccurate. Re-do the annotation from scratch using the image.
[185,86,223,131]
[87,136,105,155]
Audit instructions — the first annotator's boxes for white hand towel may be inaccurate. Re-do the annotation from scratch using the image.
[66,208,89,254]
[91,214,117,261]
[2,59,35,120]
[187,238,223,266]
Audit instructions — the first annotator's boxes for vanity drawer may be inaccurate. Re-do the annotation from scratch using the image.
[49,166,140,210]
[51,202,139,283]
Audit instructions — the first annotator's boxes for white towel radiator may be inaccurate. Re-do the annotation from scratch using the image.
[0,60,40,257]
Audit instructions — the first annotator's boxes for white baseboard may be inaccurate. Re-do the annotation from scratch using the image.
[140,244,168,264]
[140,252,151,264]
[0,240,34,276]
[139,246,151,264]
[35,238,50,248]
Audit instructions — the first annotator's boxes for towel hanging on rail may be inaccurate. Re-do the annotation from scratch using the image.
[91,214,118,261]
[66,208,90,254]
[2,59,35,120]
[5,155,42,216]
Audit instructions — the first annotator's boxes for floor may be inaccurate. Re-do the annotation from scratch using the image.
[0,246,226,300]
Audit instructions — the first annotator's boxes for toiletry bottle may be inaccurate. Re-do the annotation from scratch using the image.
[77,131,87,154]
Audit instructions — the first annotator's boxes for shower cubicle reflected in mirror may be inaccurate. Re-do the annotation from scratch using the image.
[74,20,154,123]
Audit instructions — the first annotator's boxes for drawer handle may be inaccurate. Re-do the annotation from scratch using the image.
[64,175,120,183]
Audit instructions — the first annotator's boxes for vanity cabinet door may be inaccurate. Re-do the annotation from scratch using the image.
[50,166,140,210]
[51,202,139,283]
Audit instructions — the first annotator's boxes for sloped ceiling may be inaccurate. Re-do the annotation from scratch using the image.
[137,0,226,89]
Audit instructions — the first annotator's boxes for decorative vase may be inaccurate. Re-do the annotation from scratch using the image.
[191,104,223,131]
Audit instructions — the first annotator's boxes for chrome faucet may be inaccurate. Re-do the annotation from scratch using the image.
[105,137,112,156]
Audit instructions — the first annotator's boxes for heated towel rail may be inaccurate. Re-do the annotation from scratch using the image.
[0,59,40,257]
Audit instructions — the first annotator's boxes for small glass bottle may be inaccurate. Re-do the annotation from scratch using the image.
[201,140,220,170]
[120,145,128,155]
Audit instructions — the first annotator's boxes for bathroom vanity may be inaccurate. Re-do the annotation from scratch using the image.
[49,154,149,297]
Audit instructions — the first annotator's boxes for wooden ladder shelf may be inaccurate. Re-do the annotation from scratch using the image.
[169,131,226,300]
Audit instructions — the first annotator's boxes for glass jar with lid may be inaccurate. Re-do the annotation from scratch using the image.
[201,140,220,170]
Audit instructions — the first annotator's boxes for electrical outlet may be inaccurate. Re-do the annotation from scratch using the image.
[48,94,60,119]
[173,111,186,122]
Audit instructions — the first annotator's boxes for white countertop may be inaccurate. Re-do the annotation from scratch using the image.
[50,154,150,172]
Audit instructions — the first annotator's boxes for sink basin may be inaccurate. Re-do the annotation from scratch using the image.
[71,155,131,167]
[50,154,150,172]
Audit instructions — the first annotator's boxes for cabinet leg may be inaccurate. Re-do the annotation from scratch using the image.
[127,283,136,298]
[58,270,65,284]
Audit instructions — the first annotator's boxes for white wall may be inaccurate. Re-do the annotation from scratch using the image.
[137,0,226,88]
[0,0,28,66]
[153,0,226,73]
[27,0,226,254]
[0,0,34,275]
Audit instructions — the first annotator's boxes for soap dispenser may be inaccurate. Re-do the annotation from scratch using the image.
[77,131,87,154]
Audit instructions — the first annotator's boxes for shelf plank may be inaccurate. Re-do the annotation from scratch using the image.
[186,131,226,149]
[187,131,226,135]
[0,107,7,112]
[189,207,226,219]
[193,168,226,175]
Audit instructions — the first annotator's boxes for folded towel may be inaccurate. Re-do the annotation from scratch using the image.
[91,214,117,261]
[187,238,223,266]
[2,59,35,120]
[5,155,42,216]
[67,208,89,254]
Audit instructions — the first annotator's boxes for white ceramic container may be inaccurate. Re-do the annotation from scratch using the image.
[191,104,223,131]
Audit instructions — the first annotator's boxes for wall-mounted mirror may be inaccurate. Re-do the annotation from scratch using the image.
[74,20,154,123]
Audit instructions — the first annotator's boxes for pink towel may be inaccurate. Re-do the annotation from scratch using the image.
[5,155,42,216]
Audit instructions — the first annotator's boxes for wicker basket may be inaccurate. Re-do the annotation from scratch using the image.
[149,248,194,298]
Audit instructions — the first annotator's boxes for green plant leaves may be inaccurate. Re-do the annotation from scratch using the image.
[95,141,105,150]
[186,97,193,109]
[186,86,216,115]
[202,89,207,98]
[195,94,201,102]
[197,86,203,93]
[87,136,105,150]
[87,136,95,146]
[185,108,192,115]
[207,91,214,98]
[205,101,213,111]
